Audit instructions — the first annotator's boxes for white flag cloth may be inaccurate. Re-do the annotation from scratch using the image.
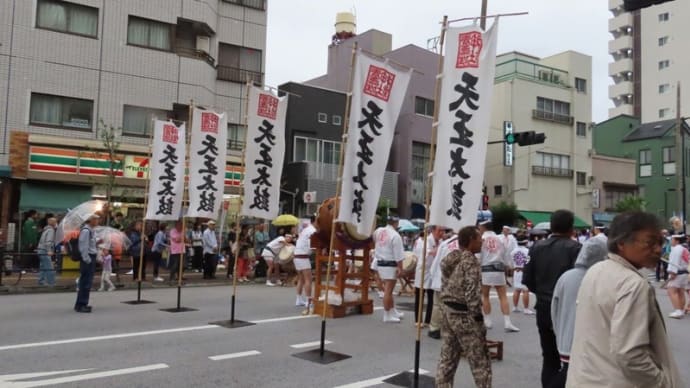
[337,52,411,236]
[241,86,288,219]
[187,108,228,219]
[146,121,186,221]
[429,21,499,230]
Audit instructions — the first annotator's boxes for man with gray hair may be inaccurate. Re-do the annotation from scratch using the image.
[37,217,57,286]
[567,212,683,387]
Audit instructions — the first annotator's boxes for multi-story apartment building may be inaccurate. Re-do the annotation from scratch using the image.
[0,0,266,236]
[608,0,690,120]
[485,51,593,228]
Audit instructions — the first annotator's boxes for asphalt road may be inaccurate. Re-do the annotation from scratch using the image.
[0,279,689,388]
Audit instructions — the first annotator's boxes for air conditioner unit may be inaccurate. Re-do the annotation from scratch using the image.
[196,36,210,54]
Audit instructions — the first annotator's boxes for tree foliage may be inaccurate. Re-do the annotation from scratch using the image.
[614,196,647,213]
[489,201,520,233]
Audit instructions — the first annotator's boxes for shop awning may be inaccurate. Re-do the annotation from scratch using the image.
[519,210,590,229]
[19,182,93,213]
[0,165,10,177]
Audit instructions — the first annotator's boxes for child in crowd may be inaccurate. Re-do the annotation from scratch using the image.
[98,246,115,292]
[511,237,534,315]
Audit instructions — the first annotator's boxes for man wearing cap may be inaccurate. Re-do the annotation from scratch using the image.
[373,216,405,323]
[74,213,100,313]
[202,220,219,279]
[667,233,688,318]
[478,221,519,332]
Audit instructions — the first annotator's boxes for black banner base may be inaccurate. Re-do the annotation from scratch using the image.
[122,300,156,305]
[159,307,198,313]
[292,349,351,365]
[209,320,256,329]
[383,371,435,388]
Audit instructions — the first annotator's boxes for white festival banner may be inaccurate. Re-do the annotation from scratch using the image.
[429,21,499,230]
[241,86,288,219]
[187,108,228,219]
[146,120,186,221]
[337,52,412,236]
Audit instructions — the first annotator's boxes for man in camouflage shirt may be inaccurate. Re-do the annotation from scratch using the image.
[436,226,491,388]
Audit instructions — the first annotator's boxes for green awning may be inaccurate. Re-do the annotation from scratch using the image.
[19,182,93,213]
[0,165,10,177]
[519,210,590,229]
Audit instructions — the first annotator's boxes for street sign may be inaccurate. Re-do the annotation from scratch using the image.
[303,191,317,204]
[504,121,513,166]
[592,188,600,209]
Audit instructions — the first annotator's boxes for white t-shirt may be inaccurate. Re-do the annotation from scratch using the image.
[668,244,689,274]
[295,224,316,256]
[373,225,404,263]
[264,236,286,256]
[429,235,459,291]
[481,231,508,267]
[414,235,437,289]
[511,246,530,269]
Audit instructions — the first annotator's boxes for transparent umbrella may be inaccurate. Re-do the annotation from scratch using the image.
[56,200,106,242]
[94,226,131,259]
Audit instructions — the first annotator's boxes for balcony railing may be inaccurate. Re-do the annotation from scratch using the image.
[217,65,263,84]
[227,139,245,151]
[532,166,574,178]
[176,46,215,67]
[532,109,574,125]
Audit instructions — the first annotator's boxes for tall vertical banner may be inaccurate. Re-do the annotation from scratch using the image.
[241,86,288,219]
[429,21,499,230]
[187,108,228,219]
[146,120,186,220]
[337,53,412,236]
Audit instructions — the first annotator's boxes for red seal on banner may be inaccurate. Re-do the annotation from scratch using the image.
[200,112,219,133]
[363,65,396,102]
[456,31,483,69]
[162,124,179,144]
[257,94,279,120]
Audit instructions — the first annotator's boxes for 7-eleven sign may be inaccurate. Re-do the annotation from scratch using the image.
[124,156,150,178]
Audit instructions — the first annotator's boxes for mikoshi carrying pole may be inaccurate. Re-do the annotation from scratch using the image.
[291,42,358,365]
[210,82,255,329]
[122,117,157,305]
[384,15,447,388]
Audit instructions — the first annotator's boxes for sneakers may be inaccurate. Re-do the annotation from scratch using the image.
[511,307,522,313]
[383,310,401,323]
[266,280,276,287]
[295,295,308,307]
[669,310,685,319]
[523,308,536,315]
[505,323,521,332]
[393,309,404,319]
[154,277,164,282]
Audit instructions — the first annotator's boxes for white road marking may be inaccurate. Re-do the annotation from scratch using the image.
[290,340,333,349]
[0,363,168,387]
[0,325,216,351]
[0,370,91,381]
[333,369,430,388]
[250,314,317,324]
[209,350,261,361]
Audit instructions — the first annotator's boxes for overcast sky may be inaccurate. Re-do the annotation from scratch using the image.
[265,0,611,122]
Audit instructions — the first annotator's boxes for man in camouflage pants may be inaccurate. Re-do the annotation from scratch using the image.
[436,226,491,388]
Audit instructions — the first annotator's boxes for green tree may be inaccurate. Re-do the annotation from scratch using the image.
[489,201,520,233]
[614,196,647,212]
[85,120,124,225]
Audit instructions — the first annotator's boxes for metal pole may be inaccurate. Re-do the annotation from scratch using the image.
[480,0,488,30]
[677,82,683,227]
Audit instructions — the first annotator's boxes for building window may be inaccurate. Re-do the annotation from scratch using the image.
[639,149,652,177]
[659,108,670,118]
[658,60,670,70]
[127,16,172,51]
[605,189,638,210]
[411,142,431,181]
[217,43,263,84]
[227,124,247,150]
[658,36,669,46]
[317,113,327,123]
[576,121,587,137]
[575,78,587,93]
[659,84,670,94]
[332,115,342,126]
[36,0,98,37]
[293,136,341,165]
[221,0,265,10]
[30,93,93,130]
[532,152,572,177]
[494,185,502,196]
[663,146,676,175]
[414,97,434,117]
[576,172,586,186]
[534,97,572,124]
[122,105,170,136]
[659,12,669,22]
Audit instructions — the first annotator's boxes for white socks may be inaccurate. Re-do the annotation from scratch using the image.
[504,315,520,332]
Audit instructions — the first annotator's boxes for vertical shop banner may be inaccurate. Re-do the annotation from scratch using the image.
[429,21,499,230]
[241,86,288,219]
[336,52,411,236]
[187,109,228,219]
[146,120,186,220]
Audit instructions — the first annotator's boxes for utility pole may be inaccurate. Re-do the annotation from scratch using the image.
[676,82,684,230]
[480,0,488,30]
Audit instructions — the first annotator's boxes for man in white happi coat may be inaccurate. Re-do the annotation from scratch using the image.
[413,226,444,327]
[373,216,405,323]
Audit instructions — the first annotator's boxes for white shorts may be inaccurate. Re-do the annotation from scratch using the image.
[261,249,274,262]
[294,258,311,271]
[667,273,688,289]
[512,270,527,290]
[378,266,398,280]
[482,272,506,287]
[370,259,378,271]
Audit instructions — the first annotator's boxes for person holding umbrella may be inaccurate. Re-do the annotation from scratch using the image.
[75,213,100,313]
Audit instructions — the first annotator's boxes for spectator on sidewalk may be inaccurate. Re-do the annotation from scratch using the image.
[666,234,689,319]
[21,210,39,268]
[190,223,204,272]
[37,217,57,286]
[202,221,219,279]
[151,224,168,282]
[74,213,99,313]
[127,221,149,281]
[97,246,115,292]
[168,221,185,283]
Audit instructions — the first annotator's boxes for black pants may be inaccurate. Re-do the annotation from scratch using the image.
[203,253,217,279]
[75,255,96,309]
[192,247,203,271]
[226,253,235,278]
[536,302,561,388]
[169,254,182,281]
[132,253,146,280]
[151,251,162,277]
[414,288,434,324]
[656,260,669,281]
[546,361,568,388]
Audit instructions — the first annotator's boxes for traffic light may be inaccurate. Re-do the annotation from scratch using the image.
[504,131,546,146]
[623,0,674,11]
